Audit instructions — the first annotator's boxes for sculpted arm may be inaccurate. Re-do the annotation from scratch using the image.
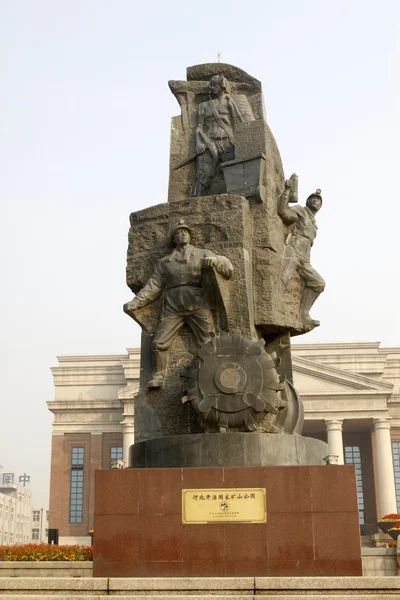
[127,261,164,310]
[203,251,234,280]
[196,104,207,154]
[278,183,298,225]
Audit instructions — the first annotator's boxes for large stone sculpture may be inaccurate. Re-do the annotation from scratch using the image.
[124,63,327,466]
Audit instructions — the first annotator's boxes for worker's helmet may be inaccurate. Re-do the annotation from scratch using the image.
[169,219,192,242]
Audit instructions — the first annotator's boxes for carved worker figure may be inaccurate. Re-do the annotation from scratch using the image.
[194,74,245,196]
[123,220,234,388]
[278,182,325,328]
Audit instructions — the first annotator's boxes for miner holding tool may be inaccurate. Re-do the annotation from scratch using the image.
[174,74,246,196]
[278,175,325,328]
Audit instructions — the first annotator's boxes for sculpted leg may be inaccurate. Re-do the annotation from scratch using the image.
[149,315,184,388]
[300,287,321,328]
[194,151,218,197]
[298,263,325,327]
[148,350,168,389]
[186,308,215,348]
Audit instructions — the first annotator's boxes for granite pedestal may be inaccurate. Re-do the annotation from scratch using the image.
[93,465,362,577]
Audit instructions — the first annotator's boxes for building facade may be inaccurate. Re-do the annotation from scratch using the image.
[0,474,33,546]
[32,507,49,543]
[48,342,400,543]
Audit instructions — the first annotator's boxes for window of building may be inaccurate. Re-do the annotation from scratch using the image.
[344,446,365,524]
[32,510,40,522]
[69,447,85,524]
[110,446,123,466]
[32,529,39,541]
[392,442,400,512]
[46,510,49,522]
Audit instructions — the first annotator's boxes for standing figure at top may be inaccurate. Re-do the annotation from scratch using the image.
[278,180,325,329]
[194,74,245,197]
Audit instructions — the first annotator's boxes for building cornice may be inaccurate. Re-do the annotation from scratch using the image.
[118,383,140,400]
[292,342,382,351]
[293,356,394,392]
[304,408,390,420]
[47,400,122,414]
[55,354,128,362]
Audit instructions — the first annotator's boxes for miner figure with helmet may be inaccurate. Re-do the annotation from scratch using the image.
[124,220,233,388]
[194,74,245,197]
[278,180,325,328]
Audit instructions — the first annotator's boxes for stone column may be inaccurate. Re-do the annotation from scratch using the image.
[325,419,344,465]
[372,418,397,517]
[120,398,135,467]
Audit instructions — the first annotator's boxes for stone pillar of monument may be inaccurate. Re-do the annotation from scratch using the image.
[325,419,344,465]
[372,418,397,518]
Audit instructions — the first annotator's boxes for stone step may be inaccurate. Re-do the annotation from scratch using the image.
[0,596,400,600]
[0,577,400,598]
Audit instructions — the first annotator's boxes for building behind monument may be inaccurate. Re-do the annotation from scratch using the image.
[0,471,49,545]
[47,342,400,545]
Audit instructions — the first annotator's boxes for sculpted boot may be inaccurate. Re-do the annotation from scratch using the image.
[148,350,168,389]
[300,287,320,328]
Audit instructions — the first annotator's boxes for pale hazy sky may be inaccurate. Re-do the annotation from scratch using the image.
[1,0,399,505]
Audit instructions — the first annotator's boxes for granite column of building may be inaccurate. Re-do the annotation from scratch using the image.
[372,418,397,517]
[325,419,344,464]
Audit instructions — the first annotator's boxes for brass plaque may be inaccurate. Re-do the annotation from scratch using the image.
[182,488,266,524]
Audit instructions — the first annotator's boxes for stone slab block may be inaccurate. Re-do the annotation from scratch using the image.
[0,561,93,578]
[250,596,400,600]
[0,576,107,591]
[108,577,254,590]
[0,596,108,600]
[255,576,400,589]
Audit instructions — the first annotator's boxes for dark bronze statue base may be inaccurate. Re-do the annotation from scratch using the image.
[129,432,328,469]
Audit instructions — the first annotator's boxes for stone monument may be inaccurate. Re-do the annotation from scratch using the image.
[93,64,362,578]
[123,63,327,464]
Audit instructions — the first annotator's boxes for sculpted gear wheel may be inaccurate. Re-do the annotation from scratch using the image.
[185,333,288,432]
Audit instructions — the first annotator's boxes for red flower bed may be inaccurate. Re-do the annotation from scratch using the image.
[378,513,400,521]
[0,544,92,561]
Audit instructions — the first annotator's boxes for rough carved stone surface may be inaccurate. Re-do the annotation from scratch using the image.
[124,63,325,446]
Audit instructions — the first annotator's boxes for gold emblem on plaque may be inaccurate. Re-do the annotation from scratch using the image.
[182,488,266,524]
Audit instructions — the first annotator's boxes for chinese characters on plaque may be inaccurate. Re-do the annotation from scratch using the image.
[182,488,266,524]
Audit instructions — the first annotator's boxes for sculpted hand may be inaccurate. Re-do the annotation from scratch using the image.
[124,297,141,312]
[202,257,217,269]
[197,143,206,154]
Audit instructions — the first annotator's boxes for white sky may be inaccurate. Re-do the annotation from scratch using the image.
[1,0,399,506]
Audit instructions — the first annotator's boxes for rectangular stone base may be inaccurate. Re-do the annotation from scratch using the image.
[93,465,362,577]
